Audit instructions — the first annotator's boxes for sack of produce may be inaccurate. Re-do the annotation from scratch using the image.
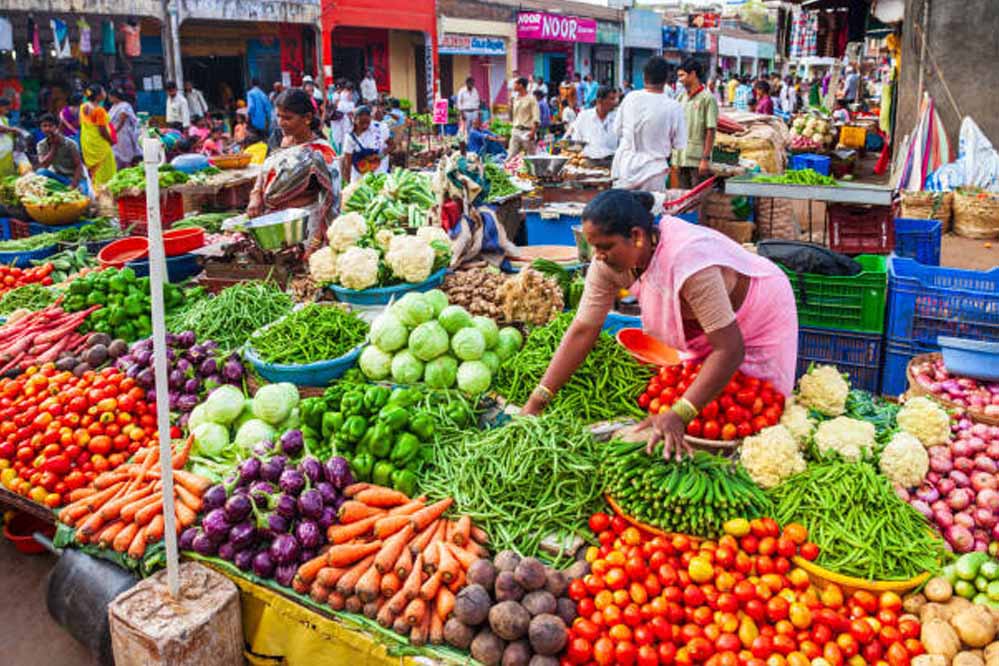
[953,187,999,240]
[901,190,954,231]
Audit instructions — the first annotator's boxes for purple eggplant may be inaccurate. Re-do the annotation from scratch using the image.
[136,367,155,388]
[224,494,253,523]
[279,430,304,458]
[249,481,276,505]
[279,468,306,496]
[166,348,177,362]
[299,548,318,564]
[223,356,244,381]
[178,330,196,348]
[167,393,180,411]
[324,457,354,490]
[318,506,336,530]
[168,369,185,389]
[274,493,298,519]
[125,364,141,379]
[267,512,290,535]
[316,481,337,506]
[229,521,256,549]
[234,549,254,572]
[295,520,322,550]
[259,456,284,483]
[175,357,192,375]
[203,484,228,510]
[238,458,262,484]
[332,495,346,511]
[205,373,223,389]
[274,563,297,587]
[183,377,200,394]
[299,456,321,484]
[146,388,157,404]
[269,533,300,566]
[134,349,152,366]
[252,440,275,457]
[176,394,199,413]
[297,489,324,519]
[252,550,275,578]
[199,358,218,376]
[192,531,218,556]
[217,541,236,562]
[202,508,232,540]
[179,527,199,550]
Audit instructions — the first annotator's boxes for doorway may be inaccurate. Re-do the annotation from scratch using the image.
[184,56,245,111]
[546,53,567,91]
[332,47,365,86]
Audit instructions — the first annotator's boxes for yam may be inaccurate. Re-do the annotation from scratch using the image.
[489,601,531,641]
[564,560,590,581]
[501,640,531,666]
[471,628,507,666]
[495,570,525,602]
[954,652,986,666]
[522,590,557,617]
[527,613,567,656]
[911,656,948,666]
[543,570,568,598]
[951,606,997,648]
[925,578,954,603]
[468,558,498,593]
[443,617,476,650]
[555,597,577,626]
[514,557,547,591]
[454,584,492,627]
[494,550,521,573]
[922,618,962,662]
[904,593,928,615]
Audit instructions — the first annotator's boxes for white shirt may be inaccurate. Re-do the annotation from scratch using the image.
[166,93,191,128]
[360,77,378,103]
[186,88,208,119]
[561,107,577,124]
[611,90,686,190]
[344,121,389,183]
[569,108,618,160]
[779,85,796,114]
[456,87,480,112]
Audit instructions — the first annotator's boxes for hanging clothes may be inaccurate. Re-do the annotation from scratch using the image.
[27,16,40,56]
[101,21,115,56]
[120,23,140,58]
[0,18,12,52]
[77,19,92,55]
[51,19,71,59]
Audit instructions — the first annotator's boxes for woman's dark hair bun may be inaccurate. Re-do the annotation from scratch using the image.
[582,188,656,238]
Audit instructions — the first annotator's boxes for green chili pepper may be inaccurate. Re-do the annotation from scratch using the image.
[378,405,408,431]
[408,411,434,441]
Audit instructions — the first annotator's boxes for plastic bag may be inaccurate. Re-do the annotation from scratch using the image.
[926,117,999,192]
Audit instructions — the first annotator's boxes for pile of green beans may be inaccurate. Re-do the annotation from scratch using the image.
[768,460,947,580]
[166,281,293,353]
[493,313,653,422]
[0,232,60,252]
[249,303,368,365]
[420,412,604,565]
[603,442,772,538]
[0,284,58,314]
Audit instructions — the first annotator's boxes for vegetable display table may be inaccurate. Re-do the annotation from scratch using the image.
[176,167,261,212]
[0,485,58,525]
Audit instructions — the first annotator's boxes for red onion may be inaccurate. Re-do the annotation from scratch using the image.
[947,525,975,553]
[927,471,941,484]
[915,484,940,503]
[894,485,911,502]
[975,508,998,528]
[911,499,934,520]
[950,470,971,487]
[930,457,954,474]
[937,478,957,495]
[930,445,953,459]
[977,488,999,510]
[975,455,998,473]
[952,439,974,458]
[955,511,975,529]
[949,488,974,510]
[933,508,955,528]
[955,457,976,474]
[916,357,999,415]
[932,499,949,513]
[971,471,998,492]
[992,522,999,541]
[987,441,999,459]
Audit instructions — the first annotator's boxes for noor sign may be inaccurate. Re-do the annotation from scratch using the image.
[517,12,596,43]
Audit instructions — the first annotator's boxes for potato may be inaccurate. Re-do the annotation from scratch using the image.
[501,640,531,666]
[514,558,548,591]
[925,578,954,603]
[555,597,577,625]
[912,656,948,666]
[471,628,507,666]
[444,618,476,650]
[922,602,955,624]
[954,652,986,666]
[522,590,557,617]
[494,550,522,573]
[495,571,525,603]
[528,657,559,666]
[951,606,998,648]
[528,614,568,656]
[922,618,962,662]
[454,584,492,627]
[490,601,531,641]
[905,593,929,615]
[468,559,498,594]
[984,641,999,666]
[544,570,568,598]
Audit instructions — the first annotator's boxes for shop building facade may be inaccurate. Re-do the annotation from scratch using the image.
[622,9,662,89]
[437,0,517,108]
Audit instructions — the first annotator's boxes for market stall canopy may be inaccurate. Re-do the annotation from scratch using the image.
[178,0,320,25]
[4,0,161,17]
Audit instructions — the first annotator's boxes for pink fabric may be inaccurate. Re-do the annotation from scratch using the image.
[630,216,799,395]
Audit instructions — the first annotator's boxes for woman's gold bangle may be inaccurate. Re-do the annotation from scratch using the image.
[533,384,555,404]
[671,398,698,425]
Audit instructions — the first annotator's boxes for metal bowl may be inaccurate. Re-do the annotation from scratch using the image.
[230,208,309,250]
[524,155,569,179]
[560,139,588,153]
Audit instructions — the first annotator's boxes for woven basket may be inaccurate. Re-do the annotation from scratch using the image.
[900,190,954,231]
[906,352,999,426]
[953,189,999,239]
[707,219,755,244]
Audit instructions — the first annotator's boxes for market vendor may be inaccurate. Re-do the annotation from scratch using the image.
[247,88,339,258]
[341,105,391,184]
[567,85,618,162]
[35,113,86,193]
[466,117,506,158]
[522,189,798,458]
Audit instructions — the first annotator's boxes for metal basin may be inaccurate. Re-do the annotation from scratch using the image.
[524,155,569,179]
[227,208,309,250]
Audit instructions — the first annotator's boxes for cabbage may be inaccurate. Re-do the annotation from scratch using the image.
[193,422,230,457]
[188,403,210,431]
[232,399,257,431]
[438,305,473,334]
[409,321,449,362]
[391,350,424,385]
[480,350,500,375]
[252,384,296,425]
[359,345,393,380]
[233,419,277,452]
[370,312,409,352]
[424,355,459,389]
[423,289,449,318]
[279,408,300,431]
[471,316,499,349]
[393,293,433,328]
[495,327,523,361]
[203,385,246,425]
[276,383,300,408]
[451,327,485,361]
[457,360,492,395]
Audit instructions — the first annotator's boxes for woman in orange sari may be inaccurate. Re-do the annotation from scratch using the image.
[79,84,117,186]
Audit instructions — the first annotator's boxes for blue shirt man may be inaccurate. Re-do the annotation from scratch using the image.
[584,76,598,107]
[467,120,505,157]
[246,79,272,133]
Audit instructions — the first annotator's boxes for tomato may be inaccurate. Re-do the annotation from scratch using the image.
[593,637,615,665]
[852,591,878,615]
[721,423,738,441]
[896,619,919,641]
[686,418,703,437]
[752,415,770,433]
[766,597,789,623]
[568,579,587,601]
[702,420,721,441]
[848,619,875,645]
[567,637,592,664]
[782,523,808,545]
[589,512,611,533]
[823,642,844,666]
[638,392,652,409]
[878,592,902,614]
[836,633,858,658]
[658,642,678,665]
[799,542,820,561]
[885,642,910,666]
[701,400,719,420]
[615,640,637,665]
[736,421,753,438]
[660,387,678,405]
[750,635,774,660]
[634,624,654,646]
[764,405,782,426]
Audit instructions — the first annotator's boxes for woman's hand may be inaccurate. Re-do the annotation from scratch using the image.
[246,197,263,218]
[521,393,547,417]
[636,409,692,461]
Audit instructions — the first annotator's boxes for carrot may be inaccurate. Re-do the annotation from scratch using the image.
[345,595,364,615]
[134,497,164,526]
[404,597,427,626]
[409,519,439,555]
[465,540,489,558]
[78,482,126,514]
[327,591,346,611]
[436,541,460,583]
[310,582,330,604]
[146,514,164,541]
[387,499,426,517]
[171,434,195,469]
[420,569,443,601]
[355,565,382,603]
[470,525,489,544]
[410,609,431,646]
[326,540,383,568]
[76,512,106,538]
[298,552,330,584]
[377,595,399,627]
[400,553,424,601]
[67,487,97,503]
[127,525,147,559]
[391,616,410,637]
[354,486,410,508]
[410,498,453,531]
[447,569,466,593]
[173,483,203,514]
[445,542,479,571]
[442,520,453,543]
[435,586,455,621]
[452,515,471,546]
[335,554,377,596]
[395,546,413,580]
[118,489,161,523]
[338,500,385,524]
[387,582,411,616]
[96,521,126,548]
[374,523,413,574]
[343,482,371,497]
[317,567,348,589]
[174,501,198,528]
[171,469,212,496]
[422,522,445,572]
[373,514,412,540]
[327,514,381,545]
[380,571,401,599]
[429,609,444,645]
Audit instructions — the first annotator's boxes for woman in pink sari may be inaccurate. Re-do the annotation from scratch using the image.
[522,189,798,458]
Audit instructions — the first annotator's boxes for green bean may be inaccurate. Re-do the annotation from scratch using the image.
[250,303,369,365]
[0,284,58,314]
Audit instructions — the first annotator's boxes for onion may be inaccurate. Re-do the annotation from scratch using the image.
[932,499,949,513]
[911,499,934,520]
[930,457,954,474]
[950,470,971,487]
[954,511,975,529]
[975,455,998,474]
[947,525,975,552]
[977,489,999,511]
[927,472,941,485]
[894,485,911,502]
[972,471,998,492]
[934,508,955,528]
[937,478,957,495]
[930,445,953,459]
[991,522,999,541]
[915,484,940,503]
[986,442,999,459]
[954,456,976,474]
[948,488,974,510]
[975,507,998,528]
[952,439,974,458]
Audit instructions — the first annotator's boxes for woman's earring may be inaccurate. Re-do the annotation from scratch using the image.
[635,239,643,248]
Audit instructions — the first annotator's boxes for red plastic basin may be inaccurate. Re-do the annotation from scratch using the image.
[163,226,205,256]
[3,511,55,555]
[98,236,149,268]
[616,328,681,367]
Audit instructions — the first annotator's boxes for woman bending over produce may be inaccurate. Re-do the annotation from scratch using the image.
[523,189,798,457]
[247,88,339,257]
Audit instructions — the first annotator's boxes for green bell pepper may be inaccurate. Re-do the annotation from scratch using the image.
[409,411,435,441]
[341,390,365,417]
[68,280,89,295]
[369,422,394,458]
[372,461,396,487]
[342,415,367,444]
[300,424,320,443]
[85,290,105,306]
[363,385,391,412]
[322,411,345,440]
[391,469,418,497]
[387,386,421,409]
[300,398,326,431]
[350,453,375,483]
[109,272,128,293]
[123,294,144,316]
[119,267,137,283]
[389,432,421,466]
[378,405,409,432]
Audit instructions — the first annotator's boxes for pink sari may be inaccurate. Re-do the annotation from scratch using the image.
[630,216,799,395]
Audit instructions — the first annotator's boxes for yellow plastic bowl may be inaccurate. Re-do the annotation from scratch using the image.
[791,555,931,596]
[24,198,90,225]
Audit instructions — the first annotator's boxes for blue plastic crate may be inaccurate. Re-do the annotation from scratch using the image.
[881,338,938,397]
[887,255,999,347]
[127,252,202,283]
[796,326,884,394]
[602,311,641,335]
[27,217,92,236]
[893,218,942,266]
[0,218,10,241]
[789,153,831,177]
[0,244,57,267]
[524,211,580,246]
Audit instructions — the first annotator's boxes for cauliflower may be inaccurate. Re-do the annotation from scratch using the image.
[813,416,877,462]
[797,365,850,416]
[780,400,815,447]
[375,229,398,251]
[739,425,807,489]
[308,246,339,285]
[336,246,380,291]
[327,212,368,251]
[416,226,450,246]
[897,396,951,447]
[879,431,930,488]
[385,234,435,284]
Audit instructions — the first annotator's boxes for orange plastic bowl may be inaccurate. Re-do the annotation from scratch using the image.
[616,328,680,367]
[98,236,149,268]
[163,226,205,256]
[3,512,55,555]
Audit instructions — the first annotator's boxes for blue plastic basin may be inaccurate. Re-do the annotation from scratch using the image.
[939,337,999,382]
[327,268,447,306]
[243,344,364,387]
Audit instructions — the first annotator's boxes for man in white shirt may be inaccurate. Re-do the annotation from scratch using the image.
[184,81,208,119]
[360,69,378,105]
[611,56,686,192]
[507,70,521,121]
[569,85,619,161]
[165,81,191,129]
[456,77,481,136]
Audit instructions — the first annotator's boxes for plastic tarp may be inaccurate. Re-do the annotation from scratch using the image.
[925,117,999,193]
[896,95,952,191]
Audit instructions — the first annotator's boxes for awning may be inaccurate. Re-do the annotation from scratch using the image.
[3,0,161,18]
[179,0,320,24]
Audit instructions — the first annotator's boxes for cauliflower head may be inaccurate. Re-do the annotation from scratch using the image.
[797,364,850,416]
[416,226,450,246]
[879,431,930,488]
[897,396,951,447]
[308,246,339,285]
[375,229,398,251]
[814,416,877,462]
[739,425,806,489]
[327,212,368,251]
[385,234,435,284]
[336,246,380,291]
[780,400,815,447]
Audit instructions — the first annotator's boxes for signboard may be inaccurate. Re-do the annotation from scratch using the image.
[688,13,720,28]
[624,9,662,50]
[439,34,506,56]
[596,21,620,45]
[517,12,596,44]
[432,98,449,125]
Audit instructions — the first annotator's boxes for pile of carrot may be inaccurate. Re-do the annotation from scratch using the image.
[58,435,211,560]
[293,483,489,646]
[0,302,101,374]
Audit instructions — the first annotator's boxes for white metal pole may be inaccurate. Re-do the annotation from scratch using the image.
[142,137,180,597]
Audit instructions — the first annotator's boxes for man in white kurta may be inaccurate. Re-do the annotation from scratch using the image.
[568,85,619,161]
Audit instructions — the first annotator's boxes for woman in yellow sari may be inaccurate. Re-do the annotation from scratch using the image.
[79,84,117,186]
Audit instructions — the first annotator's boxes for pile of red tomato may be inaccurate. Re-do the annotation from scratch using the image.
[563,513,924,666]
[0,363,168,508]
[0,263,55,293]
[637,363,786,441]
